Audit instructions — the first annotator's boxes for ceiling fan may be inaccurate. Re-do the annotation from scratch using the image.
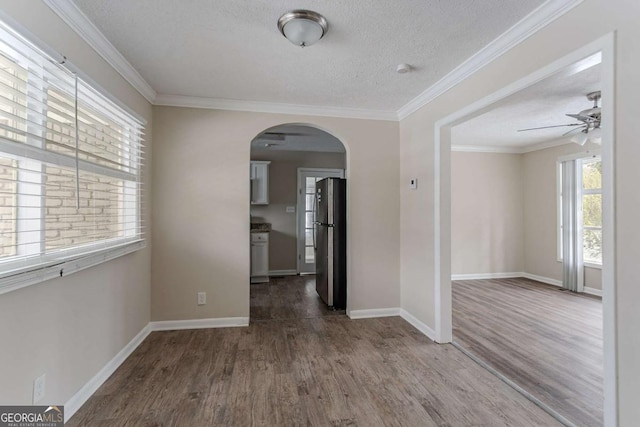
[517,91,602,145]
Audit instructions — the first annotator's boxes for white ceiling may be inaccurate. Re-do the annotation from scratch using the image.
[251,125,345,153]
[452,55,602,151]
[70,0,547,112]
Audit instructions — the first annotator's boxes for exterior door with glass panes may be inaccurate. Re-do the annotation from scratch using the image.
[297,168,344,274]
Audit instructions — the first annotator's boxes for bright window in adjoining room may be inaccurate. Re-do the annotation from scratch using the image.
[304,176,322,263]
[0,20,145,293]
[557,156,602,266]
[581,158,602,265]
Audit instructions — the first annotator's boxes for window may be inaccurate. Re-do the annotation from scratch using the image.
[304,176,321,263]
[0,21,144,293]
[581,158,602,264]
[557,156,602,266]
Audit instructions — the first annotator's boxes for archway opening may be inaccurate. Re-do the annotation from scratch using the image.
[248,124,348,321]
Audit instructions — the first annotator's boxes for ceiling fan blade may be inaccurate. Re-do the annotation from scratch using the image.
[517,123,583,132]
[562,125,587,137]
[566,113,596,122]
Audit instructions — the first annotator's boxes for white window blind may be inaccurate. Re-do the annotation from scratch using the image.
[0,20,144,292]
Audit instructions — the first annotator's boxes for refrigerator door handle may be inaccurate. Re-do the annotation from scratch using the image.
[327,225,334,306]
[313,223,317,251]
[313,191,319,251]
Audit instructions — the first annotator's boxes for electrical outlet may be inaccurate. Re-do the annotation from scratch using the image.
[33,373,46,404]
[197,292,206,305]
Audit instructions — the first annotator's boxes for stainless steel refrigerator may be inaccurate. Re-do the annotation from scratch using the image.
[314,177,347,309]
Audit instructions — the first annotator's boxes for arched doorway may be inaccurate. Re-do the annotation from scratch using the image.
[249,124,348,319]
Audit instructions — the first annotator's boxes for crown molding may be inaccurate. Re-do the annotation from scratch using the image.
[519,138,573,153]
[154,94,399,121]
[452,138,573,154]
[451,145,522,154]
[397,0,584,120]
[43,0,157,103]
[43,0,582,122]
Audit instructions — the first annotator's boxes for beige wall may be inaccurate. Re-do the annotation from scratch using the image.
[523,142,602,290]
[451,147,602,290]
[251,151,346,272]
[451,152,524,275]
[400,0,640,423]
[152,107,399,320]
[0,0,152,407]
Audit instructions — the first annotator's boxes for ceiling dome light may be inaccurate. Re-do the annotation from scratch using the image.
[278,10,328,47]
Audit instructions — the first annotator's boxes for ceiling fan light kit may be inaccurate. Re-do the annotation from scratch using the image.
[570,132,589,146]
[278,10,328,47]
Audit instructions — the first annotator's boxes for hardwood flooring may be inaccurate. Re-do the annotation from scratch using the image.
[250,275,344,321]
[452,277,603,427]
[68,276,560,426]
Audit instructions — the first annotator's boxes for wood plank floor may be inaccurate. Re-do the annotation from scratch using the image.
[452,277,603,427]
[68,276,560,426]
[250,275,344,321]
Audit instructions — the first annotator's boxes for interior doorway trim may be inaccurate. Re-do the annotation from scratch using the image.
[433,33,616,426]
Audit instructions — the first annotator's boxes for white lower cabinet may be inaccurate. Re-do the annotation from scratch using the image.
[250,232,269,283]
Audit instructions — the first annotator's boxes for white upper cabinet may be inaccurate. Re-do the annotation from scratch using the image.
[250,161,270,205]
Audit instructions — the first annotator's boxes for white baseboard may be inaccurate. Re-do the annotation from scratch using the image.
[64,323,152,422]
[150,317,249,331]
[521,272,563,287]
[522,273,602,296]
[268,269,297,276]
[453,272,600,297]
[348,308,400,319]
[399,309,437,341]
[451,272,525,281]
[584,286,603,297]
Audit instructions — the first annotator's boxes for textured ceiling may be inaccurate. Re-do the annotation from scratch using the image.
[452,57,602,150]
[251,125,345,153]
[71,0,546,111]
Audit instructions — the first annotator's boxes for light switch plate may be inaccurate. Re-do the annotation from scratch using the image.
[409,178,418,190]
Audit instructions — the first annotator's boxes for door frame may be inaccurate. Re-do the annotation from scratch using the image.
[434,34,616,426]
[296,167,345,275]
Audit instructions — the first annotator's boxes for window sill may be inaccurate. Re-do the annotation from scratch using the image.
[0,239,146,295]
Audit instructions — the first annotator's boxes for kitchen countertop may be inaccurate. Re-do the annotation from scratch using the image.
[250,223,271,233]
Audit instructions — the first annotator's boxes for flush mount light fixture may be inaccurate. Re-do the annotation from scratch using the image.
[277,10,328,47]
